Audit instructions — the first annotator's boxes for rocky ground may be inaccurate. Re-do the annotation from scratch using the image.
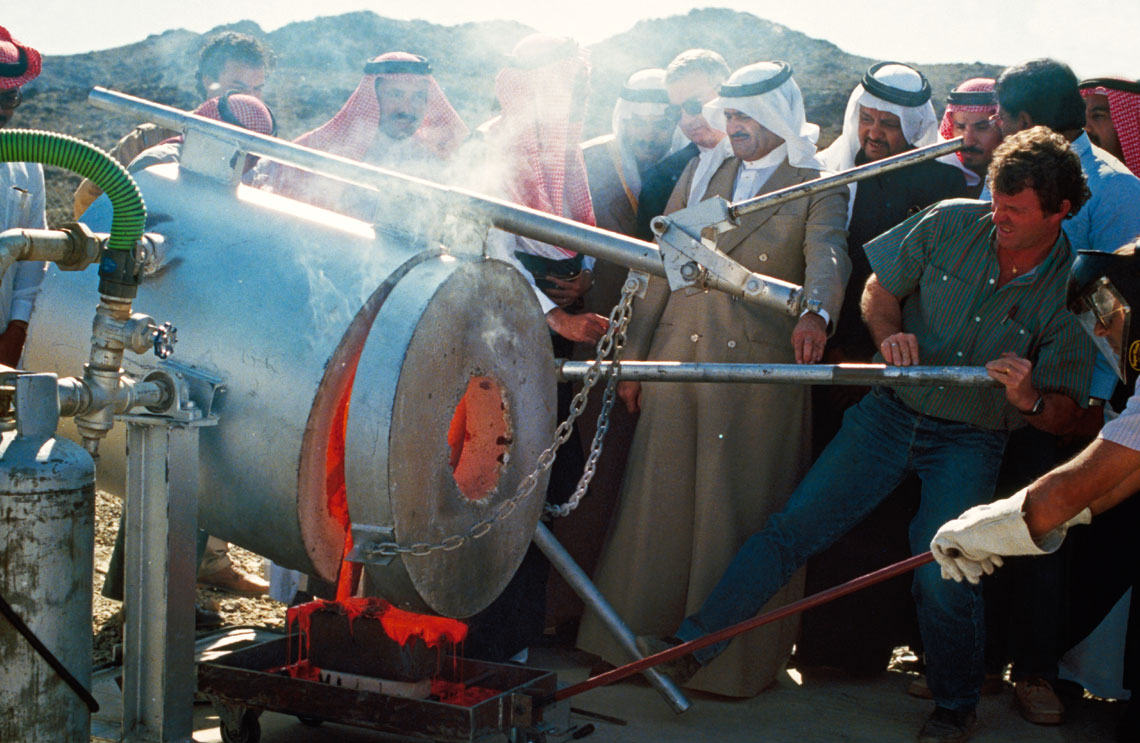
[91,490,285,668]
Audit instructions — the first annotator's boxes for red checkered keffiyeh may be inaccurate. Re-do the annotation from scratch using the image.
[194,93,275,135]
[1080,78,1140,176]
[0,26,41,90]
[297,51,466,161]
[938,78,997,165]
[490,35,595,256]
[267,52,467,207]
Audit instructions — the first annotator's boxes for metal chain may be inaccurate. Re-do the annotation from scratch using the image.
[543,281,635,518]
[361,278,639,560]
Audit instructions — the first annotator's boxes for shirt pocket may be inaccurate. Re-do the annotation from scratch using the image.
[918,263,977,336]
[984,314,1037,361]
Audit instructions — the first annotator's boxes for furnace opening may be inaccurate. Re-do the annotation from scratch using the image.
[447,376,511,501]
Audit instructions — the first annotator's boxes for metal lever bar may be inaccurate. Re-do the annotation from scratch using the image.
[557,361,1001,387]
[728,138,964,222]
[543,551,935,706]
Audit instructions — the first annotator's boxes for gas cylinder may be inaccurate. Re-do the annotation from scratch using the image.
[0,374,97,743]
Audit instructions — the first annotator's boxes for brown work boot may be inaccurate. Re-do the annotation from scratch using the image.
[1014,676,1064,725]
[634,635,701,686]
[197,564,269,597]
[917,706,976,743]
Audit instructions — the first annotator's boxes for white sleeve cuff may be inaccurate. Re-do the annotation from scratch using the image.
[800,307,830,326]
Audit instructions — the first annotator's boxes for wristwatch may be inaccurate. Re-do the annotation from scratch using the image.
[1021,395,1045,416]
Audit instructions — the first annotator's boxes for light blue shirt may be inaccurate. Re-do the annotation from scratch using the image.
[1063,133,1140,399]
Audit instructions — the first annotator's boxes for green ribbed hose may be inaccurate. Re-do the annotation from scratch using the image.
[0,129,145,253]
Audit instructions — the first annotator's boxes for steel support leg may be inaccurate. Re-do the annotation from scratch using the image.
[532,522,692,713]
[121,419,205,743]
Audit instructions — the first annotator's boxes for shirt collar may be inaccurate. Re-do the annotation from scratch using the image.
[740,144,787,170]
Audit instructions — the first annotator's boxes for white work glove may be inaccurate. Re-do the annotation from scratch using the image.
[931,489,1092,584]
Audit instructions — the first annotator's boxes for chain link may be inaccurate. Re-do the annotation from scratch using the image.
[360,278,638,561]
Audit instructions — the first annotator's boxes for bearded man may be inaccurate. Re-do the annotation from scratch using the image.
[937,78,1004,197]
[579,61,850,697]
[1079,76,1140,176]
[266,51,467,219]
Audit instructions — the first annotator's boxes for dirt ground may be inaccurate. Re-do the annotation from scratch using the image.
[91,490,286,667]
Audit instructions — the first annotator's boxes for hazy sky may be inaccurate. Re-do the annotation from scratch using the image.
[5,1,1136,80]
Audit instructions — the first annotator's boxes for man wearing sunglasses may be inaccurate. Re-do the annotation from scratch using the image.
[0,26,46,370]
[633,49,731,241]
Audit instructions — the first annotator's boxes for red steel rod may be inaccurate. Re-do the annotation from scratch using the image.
[548,550,936,704]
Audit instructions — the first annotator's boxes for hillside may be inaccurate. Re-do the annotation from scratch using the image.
[14,8,1003,225]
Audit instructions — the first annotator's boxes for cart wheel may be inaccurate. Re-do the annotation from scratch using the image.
[220,710,261,743]
[296,714,324,727]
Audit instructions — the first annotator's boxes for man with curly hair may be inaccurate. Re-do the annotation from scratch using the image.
[641,127,1096,743]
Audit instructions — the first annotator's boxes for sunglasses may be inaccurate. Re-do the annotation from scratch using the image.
[663,98,704,120]
[0,88,21,108]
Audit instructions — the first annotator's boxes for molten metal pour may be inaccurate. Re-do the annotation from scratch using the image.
[281,597,499,706]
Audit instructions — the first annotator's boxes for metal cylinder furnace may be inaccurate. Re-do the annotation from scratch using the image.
[25,162,557,618]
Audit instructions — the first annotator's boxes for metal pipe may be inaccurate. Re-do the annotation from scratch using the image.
[88,88,665,274]
[531,523,692,714]
[557,361,1000,387]
[545,552,936,706]
[729,139,964,220]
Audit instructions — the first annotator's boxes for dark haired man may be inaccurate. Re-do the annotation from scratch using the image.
[194,30,273,100]
[640,127,1096,743]
[938,78,1004,197]
[73,31,274,217]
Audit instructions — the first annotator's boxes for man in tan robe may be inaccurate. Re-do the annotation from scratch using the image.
[578,61,850,696]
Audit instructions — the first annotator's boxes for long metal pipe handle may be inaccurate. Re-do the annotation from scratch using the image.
[729,138,964,220]
[532,523,692,714]
[558,361,1001,387]
[544,551,936,706]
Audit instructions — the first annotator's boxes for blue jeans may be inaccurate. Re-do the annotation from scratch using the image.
[676,387,1007,711]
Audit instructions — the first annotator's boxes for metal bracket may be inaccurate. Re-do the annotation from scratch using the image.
[179,125,246,184]
[650,198,803,315]
[623,270,650,300]
[345,524,398,566]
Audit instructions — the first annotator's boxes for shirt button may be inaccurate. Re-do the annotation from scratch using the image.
[759,254,768,262]
[727,340,737,348]
[957,351,963,357]
[942,275,948,281]
[1019,329,1025,335]
[938,386,945,391]
[690,334,699,343]
[974,316,981,322]
[988,278,995,285]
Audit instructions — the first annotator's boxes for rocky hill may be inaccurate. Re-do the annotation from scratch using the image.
[14,8,1002,224]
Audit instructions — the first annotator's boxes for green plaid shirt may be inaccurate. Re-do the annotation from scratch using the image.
[863,199,1095,431]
